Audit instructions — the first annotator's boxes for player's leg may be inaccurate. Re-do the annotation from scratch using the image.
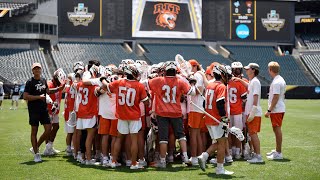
[128,119,143,169]
[171,117,189,164]
[156,116,169,168]
[247,117,263,163]
[216,137,233,175]
[267,113,284,160]
[85,127,96,164]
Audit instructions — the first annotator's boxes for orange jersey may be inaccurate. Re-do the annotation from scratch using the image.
[149,76,191,118]
[205,81,226,126]
[47,81,62,115]
[64,85,76,121]
[108,79,148,120]
[76,82,98,119]
[228,80,247,115]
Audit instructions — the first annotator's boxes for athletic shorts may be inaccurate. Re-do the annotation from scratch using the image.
[50,114,59,124]
[200,115,208,133]
[230,114,243,130]
[207,123,228,142]
[157,116,186,144]
[188,112,204,129]
[12,95,19,101]
[110,119,118,137]
[29,111,51,126]
[64,121,75,133]
[247,116,261,135]
[117,119,141,134]
[270,113,285,127]
[76,116,97,130]
[98,117,117,135]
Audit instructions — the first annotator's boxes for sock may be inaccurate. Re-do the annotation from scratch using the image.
[183,152,188,160]
[235,148,240,155]
[67,145,71,151]
[160,157,166,163]
[202,152,209,160]
[217,163,223,168]
[110,156,113,161]
[229,149,233,155]
[132,161,137,166]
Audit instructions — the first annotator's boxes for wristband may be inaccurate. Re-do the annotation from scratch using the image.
[267,110,271,113]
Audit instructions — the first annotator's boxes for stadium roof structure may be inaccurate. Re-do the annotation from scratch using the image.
[0,2,36,18]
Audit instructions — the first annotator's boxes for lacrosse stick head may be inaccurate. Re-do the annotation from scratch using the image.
[66,111,77,127]
[175,54,192,77]
[53,68,67,85]
[229,126,245,141]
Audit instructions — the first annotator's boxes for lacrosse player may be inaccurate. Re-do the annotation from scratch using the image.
[24,63,55,162]
[100,64,149,170]
[147,61,196,168]
[265,61,286,160]
[228,62,247,159]
[188,59,205,166]
[10,81,20,110]
[43,68,66,156]
[197,64,234,175]
[234,63,263,163]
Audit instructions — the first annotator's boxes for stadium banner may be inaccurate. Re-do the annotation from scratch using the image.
[255,1,295,42]
[58,0,100,37]
[132,0,202,39]
[299,17,320,24]
[102,0,132,38]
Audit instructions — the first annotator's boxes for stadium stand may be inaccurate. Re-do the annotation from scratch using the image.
[225,46,313,86]
[142,44,231,69]
[0,48,50,83]
[301,54,320,83]
[0,2,36,17]
[300,34,320,50]
[51,42,139,73]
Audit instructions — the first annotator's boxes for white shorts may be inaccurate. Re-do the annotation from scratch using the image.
[64,121,75,133]
[117,119,141,134]
[50,114,59,124]
[12,95,19,101]
[207,123,228,142]
[230,114,243,130]
[76,116,97,130]
[0,96,3,101]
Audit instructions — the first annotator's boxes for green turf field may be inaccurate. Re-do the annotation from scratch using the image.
[0,99,319,179]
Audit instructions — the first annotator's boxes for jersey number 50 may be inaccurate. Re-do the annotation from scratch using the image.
[119,86,136,107]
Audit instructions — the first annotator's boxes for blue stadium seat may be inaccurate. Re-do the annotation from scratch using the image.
[301,54,320,83]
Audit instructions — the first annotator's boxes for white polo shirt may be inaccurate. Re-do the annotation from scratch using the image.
[245,76,262,117]
[189,72,205,113]
[268,75,286,113]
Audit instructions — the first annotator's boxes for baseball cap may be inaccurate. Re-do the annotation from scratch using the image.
[32,62,42,69]
[188,59,200,66]
[244,63,259,70]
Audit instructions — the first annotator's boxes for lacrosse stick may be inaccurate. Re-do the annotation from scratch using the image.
[190,101,244,141]
[66,84,78,127]
[175,54,206,101]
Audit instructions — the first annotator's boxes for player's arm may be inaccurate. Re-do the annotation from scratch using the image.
[23,92,45,102]
[247,94,258,122]
[233,77,248,88]
[48,86,63,94]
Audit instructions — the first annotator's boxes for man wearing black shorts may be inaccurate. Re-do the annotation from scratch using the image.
[23,63,53,162]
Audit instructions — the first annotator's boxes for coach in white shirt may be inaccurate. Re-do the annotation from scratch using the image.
[265,61,286,160]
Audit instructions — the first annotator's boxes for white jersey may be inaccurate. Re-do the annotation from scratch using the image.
[89,78,116,119]
[189,72,205,113]
[245,76,262,116]
[268,75,286,113]
[177,74,189,117]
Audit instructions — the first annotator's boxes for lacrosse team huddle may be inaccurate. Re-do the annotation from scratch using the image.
[24,54,286,175]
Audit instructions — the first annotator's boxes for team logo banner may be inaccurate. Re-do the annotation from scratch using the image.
[68,3,95,26]
[132,0,202,39]
[261,10,285,32]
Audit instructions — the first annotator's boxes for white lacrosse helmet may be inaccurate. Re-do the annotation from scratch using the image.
[124,64,140,80]
[231,62,243,69]
[225,65,232,76]
[54,68,67,85]
[136,60,148,66]
[165,61,178,71]
[73,61,84,72]
[121,59,135,65]
[0,82,3,86]
[105,66,113,76]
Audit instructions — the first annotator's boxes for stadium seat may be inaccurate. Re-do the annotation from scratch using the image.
[142,44,231,69]
[301,34,320,50]
[0,49,51,83]
[301,54,320,83]
[51,42,139,74]
[225,46,313,86]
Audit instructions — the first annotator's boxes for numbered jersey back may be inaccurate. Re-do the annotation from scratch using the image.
[149,76,191,118]
[76,82,98,119]
[228,80,247,115]
[109,79,148,120]
[205,81,226,126]
[47,81,62,115]
[64,85,76,113]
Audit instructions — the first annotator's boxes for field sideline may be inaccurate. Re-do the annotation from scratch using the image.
[0,99,319,179]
